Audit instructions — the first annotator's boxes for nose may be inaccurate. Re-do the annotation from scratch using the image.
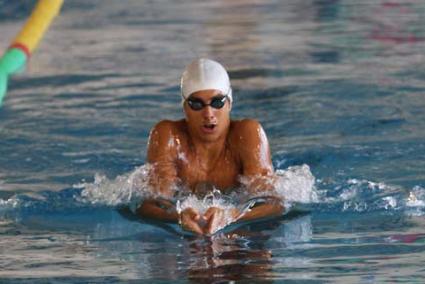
[202,105,215,119]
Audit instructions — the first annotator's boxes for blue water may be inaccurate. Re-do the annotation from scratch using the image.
[1,0,425,282]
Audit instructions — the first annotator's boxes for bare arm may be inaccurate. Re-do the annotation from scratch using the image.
[237,196,284,222]
[136,198,178,223]
[137,121,179,222]
[234,119,284,221]
[138,121,216,234]
[146,120,180,198]
[201,197,283,235]
[200,120,284,234]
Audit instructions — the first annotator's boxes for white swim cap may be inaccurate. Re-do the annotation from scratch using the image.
[180,58,232,102]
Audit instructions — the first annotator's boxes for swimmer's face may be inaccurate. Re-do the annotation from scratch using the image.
[184,89,231,142]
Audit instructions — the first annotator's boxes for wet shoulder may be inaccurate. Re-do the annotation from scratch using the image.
[149,119,188,146]
[152,119,186,135]
[229,119,263,139]
[228,119,264,150]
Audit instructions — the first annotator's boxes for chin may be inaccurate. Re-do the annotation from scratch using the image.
[199,133,222,143]
[198,128,226,142]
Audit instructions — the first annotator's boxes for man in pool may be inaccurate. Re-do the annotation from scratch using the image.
[136,58,283,235]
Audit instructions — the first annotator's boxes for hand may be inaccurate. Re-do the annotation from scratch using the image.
[203,207,240,235]
[179,207,204,235]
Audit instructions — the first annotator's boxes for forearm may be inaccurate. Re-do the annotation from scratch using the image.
[136,199,178,223]
[238,198,284,222]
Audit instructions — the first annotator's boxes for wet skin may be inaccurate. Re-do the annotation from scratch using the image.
[136,89,284,234]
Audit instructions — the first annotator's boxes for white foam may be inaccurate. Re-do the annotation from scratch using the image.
[176,189,238,233]
[316,178,425,214]
[176,189,234,214]
[406,186,425,208]
[77,163,318,220]
[275,164,318,204]
[77,165,152,207]
[0,196,20,211]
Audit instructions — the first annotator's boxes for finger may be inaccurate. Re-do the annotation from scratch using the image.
[182,215,203,235]
[181,209,201,226]
[184,208,200,220]
[193,212,200,221]
[203,207,216,221]
[190,222,204,235]
[189,208,201,221]
[204,214,216,235]
[205,210,223,235]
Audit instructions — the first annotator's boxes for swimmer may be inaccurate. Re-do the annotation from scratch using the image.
[136,58,284,235]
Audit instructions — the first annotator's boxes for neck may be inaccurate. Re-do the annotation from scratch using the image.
[188,126,230,167]
[193,135,227,157]
[192,138,227,173]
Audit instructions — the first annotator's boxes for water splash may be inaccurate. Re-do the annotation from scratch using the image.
[176,189,239,233]
[0,196,20,211]
[77,164,317,209]
[405,185,425,216]
[275,165,318,204]
[176,189,234,215]
[314,178,425,215]
[77,164,152,210]
[1,163,423,219]
[174,165,318,231]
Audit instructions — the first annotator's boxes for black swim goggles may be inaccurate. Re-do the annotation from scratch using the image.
[186,95,228,111]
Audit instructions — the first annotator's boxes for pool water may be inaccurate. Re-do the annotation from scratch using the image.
[1,0,425,282]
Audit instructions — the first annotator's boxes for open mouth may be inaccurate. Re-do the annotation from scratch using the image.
[202,123,217,132]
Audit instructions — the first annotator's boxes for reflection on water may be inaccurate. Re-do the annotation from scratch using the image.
[90,210,313,282]
[1,0,425,282]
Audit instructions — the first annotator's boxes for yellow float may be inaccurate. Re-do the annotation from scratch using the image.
[0,0,64,106]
